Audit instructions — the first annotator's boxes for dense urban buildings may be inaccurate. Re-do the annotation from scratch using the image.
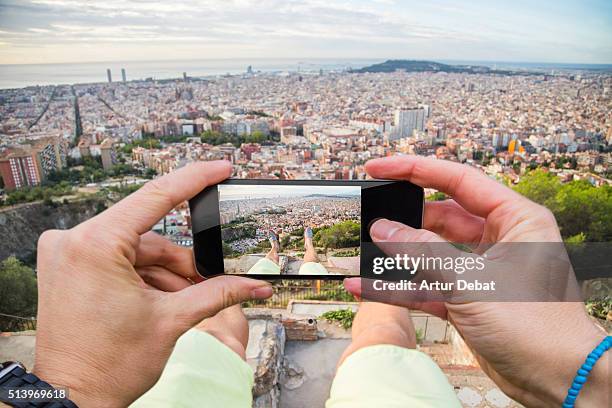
[0,136,67,190]
[1,68,610,196]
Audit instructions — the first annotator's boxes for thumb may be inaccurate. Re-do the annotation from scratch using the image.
[370,218,447,244]
[367,218,464,304]
[164,276,273,331]
[344,277,448,319]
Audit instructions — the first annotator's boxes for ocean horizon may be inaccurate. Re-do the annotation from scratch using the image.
[1,58,611,90]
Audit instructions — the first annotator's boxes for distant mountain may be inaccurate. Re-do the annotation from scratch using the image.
[305,193,359,199]
[354,59,498,74]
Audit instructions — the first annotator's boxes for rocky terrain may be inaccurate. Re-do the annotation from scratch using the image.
[0,198,106,262]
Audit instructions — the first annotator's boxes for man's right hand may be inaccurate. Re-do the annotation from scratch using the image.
[345,155,608,407]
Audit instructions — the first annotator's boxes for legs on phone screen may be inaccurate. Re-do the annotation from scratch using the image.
[266,230,280,265]
[303,226,319,263]
[195,305,249,360]
[337,302,417,367]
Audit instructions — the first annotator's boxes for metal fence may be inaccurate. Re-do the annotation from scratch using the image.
[244,280,354,309]
[0,313,37,332]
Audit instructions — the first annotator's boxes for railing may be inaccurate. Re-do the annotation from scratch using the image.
[0,313,37,332]
[244,280,353,309]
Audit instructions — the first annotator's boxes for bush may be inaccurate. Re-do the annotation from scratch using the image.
[0,257,38,331]
[314,220,360,249]
[514,170,611,241]
[585,296,611,321]
[320,309,356,329]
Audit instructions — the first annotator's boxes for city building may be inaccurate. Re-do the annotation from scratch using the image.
[100,138,117,171]
[121,68,127,83]
[281,127,297,144]
[33,136,68,175]
[392,107,429,139]
[106,69,112,83]
[0,148,42,191]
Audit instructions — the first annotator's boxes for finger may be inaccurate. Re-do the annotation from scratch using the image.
[135,231,204,283]
[368,218,468,301]
[137,265,192,292]
[163,276,273,331]
[91,160,232,235]
[371,218,449,244]
[344,278,448,319]
[424,200,484,244]
[365,156,523,218]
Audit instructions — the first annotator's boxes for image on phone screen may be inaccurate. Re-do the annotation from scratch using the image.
[219,183,361,276]
[190,179,423,280]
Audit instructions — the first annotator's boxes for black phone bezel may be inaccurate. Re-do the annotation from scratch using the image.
[189,179,423,280]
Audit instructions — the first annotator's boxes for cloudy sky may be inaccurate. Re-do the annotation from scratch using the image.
[219,184,360,200]
[0,0,610,65]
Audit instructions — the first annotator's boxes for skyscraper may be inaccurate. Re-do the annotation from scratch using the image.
[121,68,127,82]
[392,107,428,139]
[107,68,112,83]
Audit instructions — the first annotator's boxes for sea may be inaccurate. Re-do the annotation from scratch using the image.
[0,58,610,90]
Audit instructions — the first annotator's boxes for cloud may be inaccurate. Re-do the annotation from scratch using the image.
[0,0,610,64]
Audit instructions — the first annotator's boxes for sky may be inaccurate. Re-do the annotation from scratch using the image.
[219,184,360,200]
[0,0,610,65]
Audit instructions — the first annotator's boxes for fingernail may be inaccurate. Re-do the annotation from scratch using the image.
[370,219,401,241]
[251,285,273,299]
[343,278,360,293]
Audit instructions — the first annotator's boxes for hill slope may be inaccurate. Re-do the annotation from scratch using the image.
[354,59,492,74]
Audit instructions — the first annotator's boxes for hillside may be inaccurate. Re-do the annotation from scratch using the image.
[354,59,494,74]
[0,198,106,262]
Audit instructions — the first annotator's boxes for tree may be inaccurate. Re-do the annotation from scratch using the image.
[315,221,360,249]
[514,170,611,241]
[553,181,611,242]
[0,257,38,331]
[514,169,560,208]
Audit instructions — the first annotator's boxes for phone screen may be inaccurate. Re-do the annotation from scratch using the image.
[190,179,423,279]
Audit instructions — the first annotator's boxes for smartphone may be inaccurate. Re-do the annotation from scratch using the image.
[189,179,423,280]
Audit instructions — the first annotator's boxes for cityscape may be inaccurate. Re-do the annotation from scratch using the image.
[0,62,610,247]
[219,184,360,256]
[0,1,610,406]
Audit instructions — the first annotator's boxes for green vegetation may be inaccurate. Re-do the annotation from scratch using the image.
[222,224,257,242]
[0,257,37,331]
[416,328,424,344]
[246,110,270,117]
[245,239,271,254]
[47,156,141,185]
[121,137,161,154]
[354,59,525,76]
[306,286,355,302]
[514,170,611,241]
[320,309,356,330]
[426,191,448,201]
[222,242,238,258]
[585,296,611,321]
[332,248,360,257]
[314,220,360,249]
[1,156,150,207]
[2,181,73,207]
[201,130,278,147]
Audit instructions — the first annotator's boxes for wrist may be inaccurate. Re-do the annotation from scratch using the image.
[32,365,121,408]
[534,325,608,407]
